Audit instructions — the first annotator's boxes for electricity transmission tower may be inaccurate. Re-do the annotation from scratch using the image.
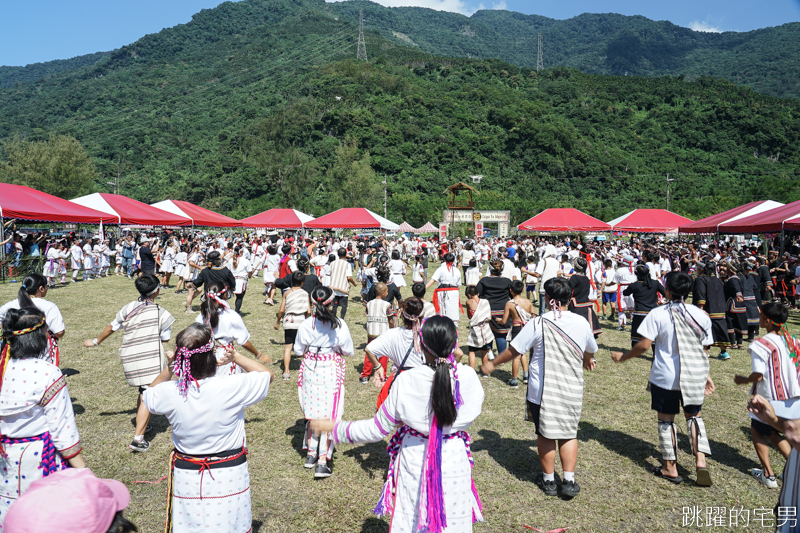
[536,32,543,71]
[357,10,368,62]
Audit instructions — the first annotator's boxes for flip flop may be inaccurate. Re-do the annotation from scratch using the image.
[653,466,682,484]
[696,467,713,487]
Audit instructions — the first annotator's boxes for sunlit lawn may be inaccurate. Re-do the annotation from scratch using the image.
[1,269,791,532]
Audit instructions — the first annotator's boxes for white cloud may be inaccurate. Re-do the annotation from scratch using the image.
[688,19,723,33]
[325,0,501,17]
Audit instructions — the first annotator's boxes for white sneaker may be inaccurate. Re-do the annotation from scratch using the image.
[751,468,778,488]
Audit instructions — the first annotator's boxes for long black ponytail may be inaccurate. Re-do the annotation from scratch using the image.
[310,286,340,328]
[420,316,458,428]
[18,273,47,309]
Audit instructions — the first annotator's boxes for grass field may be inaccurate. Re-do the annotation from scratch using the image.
[1,271,794,532]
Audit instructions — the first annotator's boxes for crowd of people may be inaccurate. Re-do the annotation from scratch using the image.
[1,226,799,532]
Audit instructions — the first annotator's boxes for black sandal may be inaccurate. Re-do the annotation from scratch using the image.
[653,466,683,484]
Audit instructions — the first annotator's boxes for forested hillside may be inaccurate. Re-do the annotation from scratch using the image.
[0,0,798,228]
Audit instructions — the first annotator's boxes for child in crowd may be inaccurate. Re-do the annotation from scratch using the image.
[499,280,534,387]
[598,259,618,320]
[359,282,395,384]
[465,285,493,371]
[523,255,538,303]
[83,274,175,452]
[411,254,426,285]
[734,301,800,488]
[412,282,436,318]
[275,271,311,381]
[465,258,481,287]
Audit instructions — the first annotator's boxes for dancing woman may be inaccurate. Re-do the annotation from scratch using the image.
[0,308,86,526]
[141,323,273,533]
[294,286,354,478]
[311,316,485,532]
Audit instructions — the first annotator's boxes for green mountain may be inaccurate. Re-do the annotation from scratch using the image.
[5,0,800,99]
[328,1,800,100]
[0,0,798,228]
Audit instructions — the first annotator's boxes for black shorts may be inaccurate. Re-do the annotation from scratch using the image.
[468,340,493,352]
[511,325,522,341]
[650,383,701,415]
[752,418,779,438]
[138,386,148,395]
[526,401,543,437]
[284,329,298,345]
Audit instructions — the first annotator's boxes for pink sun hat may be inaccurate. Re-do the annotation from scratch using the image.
[4,468,130,533]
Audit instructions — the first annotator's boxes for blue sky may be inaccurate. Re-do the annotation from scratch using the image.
[1,0,799,66]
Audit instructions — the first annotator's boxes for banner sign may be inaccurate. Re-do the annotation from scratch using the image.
[439,223,448,241]
[475,222,483,237]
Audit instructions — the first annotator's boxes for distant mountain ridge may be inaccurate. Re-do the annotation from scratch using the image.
[2,0,798,98]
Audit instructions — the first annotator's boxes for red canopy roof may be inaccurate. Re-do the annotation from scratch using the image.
[718,199,800,233]
[70,193,191,226]
[679,200,785,234]
[518,208,610,232]
[305,208,399,230]
[0,183,113,224]
[239,208,314,229]
[608,209,692,233]
[151,200,241,228]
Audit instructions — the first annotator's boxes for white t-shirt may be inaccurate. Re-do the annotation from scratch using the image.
[366,328,425,370]
[460,249,475,266]
[195,308,251,359]
[510,311,598,405]
[412,263,425,283]
[637,304,713,391]
[0,297,65,335]
[143,372,270,455]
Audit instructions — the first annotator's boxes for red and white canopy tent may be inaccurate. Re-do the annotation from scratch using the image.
[70,193,191,227]
[398,221,415,233]
[679,200,784,234]
[151,200,241,228]
[518,208,610,232]
[305,208,399,231]
[0,183,113,224]
[717,199,800,234]
[239,208,315,229]
[416,222,438,233]
[608,209,693,234]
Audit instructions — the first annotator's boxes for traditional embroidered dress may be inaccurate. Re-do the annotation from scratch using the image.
[43,246,60,278]
[742,272,761,329]
[466,299,492,349]
[231,258,252,295]
[431,264,462,324]
[0,358,81,526]
[623,280,666,344]
[510,311,597,440]
[294,316,354,460]
[748,333,800,403]
[366,299,393,338]
[723,275,748,343]
[333,364,485,533]
[283,288,310,331]
[329,259,352,296]
[389,259,407,288]
[143,372,271,533]
[568,275,602,337]
[161,246,176,273]
[0,298,65,366]
[476,276,511,339]
[173,251,188,279]
[114,301,175,386]
[693,275,729,348]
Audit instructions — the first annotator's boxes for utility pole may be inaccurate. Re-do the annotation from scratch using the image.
[357,10,368,62]
[666,173,675,211]
[536,32,543,72]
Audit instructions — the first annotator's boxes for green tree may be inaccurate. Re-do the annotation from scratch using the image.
[0,134,96,198]
[325,137,382,212]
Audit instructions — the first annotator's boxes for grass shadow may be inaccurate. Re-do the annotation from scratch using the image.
[341,441,389,477]
[360,517,390,533]
[70,397,85,415]
[62,368,80,377]
[471,429,537,483]
[99,408,137,416]
[286,418,308,459]
[252,520,263,533]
